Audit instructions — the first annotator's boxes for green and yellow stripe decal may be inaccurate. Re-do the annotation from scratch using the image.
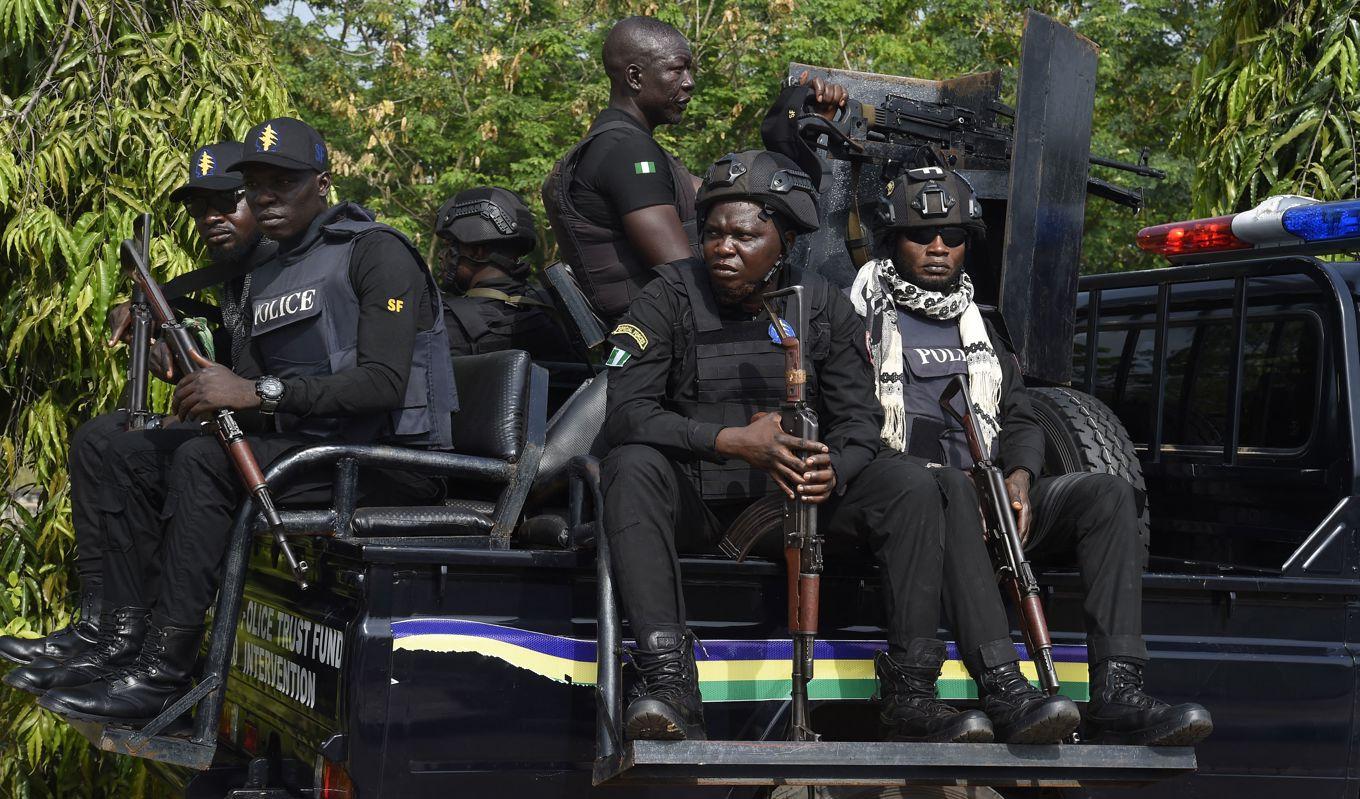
[392,618,1089,702]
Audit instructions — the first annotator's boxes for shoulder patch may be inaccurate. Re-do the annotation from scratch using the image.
[611,323,648,352]
[605,347,632,368]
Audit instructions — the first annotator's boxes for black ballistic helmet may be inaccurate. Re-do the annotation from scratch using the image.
[435,186,537,257]
[696,150,821,234]
[878,166,985,234]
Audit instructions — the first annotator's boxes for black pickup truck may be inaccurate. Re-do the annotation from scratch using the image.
[131,237,1358,799]
[60,14,1360,797]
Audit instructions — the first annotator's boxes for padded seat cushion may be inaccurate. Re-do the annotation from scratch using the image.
[351,499,497,537]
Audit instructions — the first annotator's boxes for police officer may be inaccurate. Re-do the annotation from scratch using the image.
[602,149,999,744]
[436,186,576,363]
[542,16,699,326]
[848,166,1213,745]
[33,118,457,725]
[0,140,274,685]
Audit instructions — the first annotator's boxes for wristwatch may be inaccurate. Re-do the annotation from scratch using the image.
[255,375,286,415]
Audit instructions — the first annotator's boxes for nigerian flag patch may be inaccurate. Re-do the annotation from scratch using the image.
[633,161,657,174]
[606,347,632,367]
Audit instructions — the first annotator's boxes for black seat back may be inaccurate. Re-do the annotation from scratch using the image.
[450,351,532,462]
[528,372,609,506]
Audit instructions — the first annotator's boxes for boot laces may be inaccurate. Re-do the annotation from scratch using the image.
[985,664,1043,701]
[1103,661,1164,710]
[113,624,165,681]
[628,636,696,704]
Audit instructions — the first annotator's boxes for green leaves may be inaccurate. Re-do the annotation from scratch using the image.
[0,2,290,794]
[1183,0,1360,214]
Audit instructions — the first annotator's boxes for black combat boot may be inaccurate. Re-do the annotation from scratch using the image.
[624,628,706,741]
[3,606,148,696]
[876,640,993,743]
[0,586,102,666]
[975,661,1081,744]
[1082,659,1213,745]
[39,620,204,725]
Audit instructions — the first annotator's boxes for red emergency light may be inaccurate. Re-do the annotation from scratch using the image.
[1135,214,1251,257]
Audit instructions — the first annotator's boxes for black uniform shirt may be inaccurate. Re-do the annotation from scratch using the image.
[569,109,679,231]
[442,273,578,362]
[604,260,884,491]
[236,208,434,419]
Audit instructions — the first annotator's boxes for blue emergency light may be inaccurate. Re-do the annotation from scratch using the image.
[1281,199,1360,242]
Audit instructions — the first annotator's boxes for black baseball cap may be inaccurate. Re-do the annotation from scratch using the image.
[227,117,329,173]
[169,141,245,201]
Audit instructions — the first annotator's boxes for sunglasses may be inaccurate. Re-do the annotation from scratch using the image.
[182,189,245,218]
[903,226,968,247]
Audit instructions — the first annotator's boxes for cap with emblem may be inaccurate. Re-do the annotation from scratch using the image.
[227,117,329,173]
[169,141,245,201]
[877,166,985,233]
[696,149,821,234]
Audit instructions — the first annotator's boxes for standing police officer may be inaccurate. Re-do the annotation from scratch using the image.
[436,186,576,364]
[33,118,456,725]
[1,140,273,686]
[542,16,699,326]
[602,150,998,744]
[849,166,1213,746]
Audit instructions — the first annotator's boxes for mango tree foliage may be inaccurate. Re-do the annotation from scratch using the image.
[1183,0,1360,213]
[0,2,290,795]
[269,0,1216,272]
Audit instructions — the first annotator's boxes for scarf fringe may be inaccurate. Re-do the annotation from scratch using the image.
[852,258,1003,456]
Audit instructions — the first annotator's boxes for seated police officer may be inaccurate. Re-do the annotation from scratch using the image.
[32,117,456,725]
[1,140,273,688]
[602,150,995,744]
[849,166,1212,746]
[435,186,576,363]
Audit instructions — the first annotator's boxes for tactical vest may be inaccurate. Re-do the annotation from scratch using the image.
[542,120,699,322]
[896,312,995,466]
[662,262,829,502]
[249,217,456,447]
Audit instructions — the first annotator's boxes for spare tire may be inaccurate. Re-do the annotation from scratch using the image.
[1027,386,1149,546]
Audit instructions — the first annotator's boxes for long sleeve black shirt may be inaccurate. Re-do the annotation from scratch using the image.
[604,260,883,492]
[235,205,434,419]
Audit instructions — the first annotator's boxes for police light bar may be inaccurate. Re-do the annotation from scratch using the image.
[1136,195,1360,262]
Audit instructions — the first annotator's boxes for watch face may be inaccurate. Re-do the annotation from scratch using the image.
[259,377,284,400]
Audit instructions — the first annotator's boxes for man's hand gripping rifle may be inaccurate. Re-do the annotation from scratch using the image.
[118,238,311,590]
[759,286,824,743]
[938,375,1060,696]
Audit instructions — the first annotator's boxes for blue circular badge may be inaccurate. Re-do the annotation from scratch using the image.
[768,318,795,344]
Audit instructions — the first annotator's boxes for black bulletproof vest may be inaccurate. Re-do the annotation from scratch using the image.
[896,311,994,466]
[542,120,698,323]
[665,262,828,502]
[250,215,456,447]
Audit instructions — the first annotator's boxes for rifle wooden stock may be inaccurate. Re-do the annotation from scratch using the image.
[939,375,1061,696]
[118,239,310,589]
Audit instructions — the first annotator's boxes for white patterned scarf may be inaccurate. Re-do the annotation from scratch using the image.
[849,258,1003,454]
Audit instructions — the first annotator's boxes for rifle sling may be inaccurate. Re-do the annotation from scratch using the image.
[464,287,555,310]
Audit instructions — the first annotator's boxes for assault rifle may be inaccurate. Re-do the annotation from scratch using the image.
[118,238,311,590]
[115,214,159,431]
[795,92,1164,211]
[718,285,822,752]
[938,374,1060,696]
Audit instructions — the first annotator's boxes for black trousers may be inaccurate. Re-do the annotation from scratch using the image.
[96,424,446,627]
[69,412,137,591]
[939,469,1149,670]
[602,445,948,654]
